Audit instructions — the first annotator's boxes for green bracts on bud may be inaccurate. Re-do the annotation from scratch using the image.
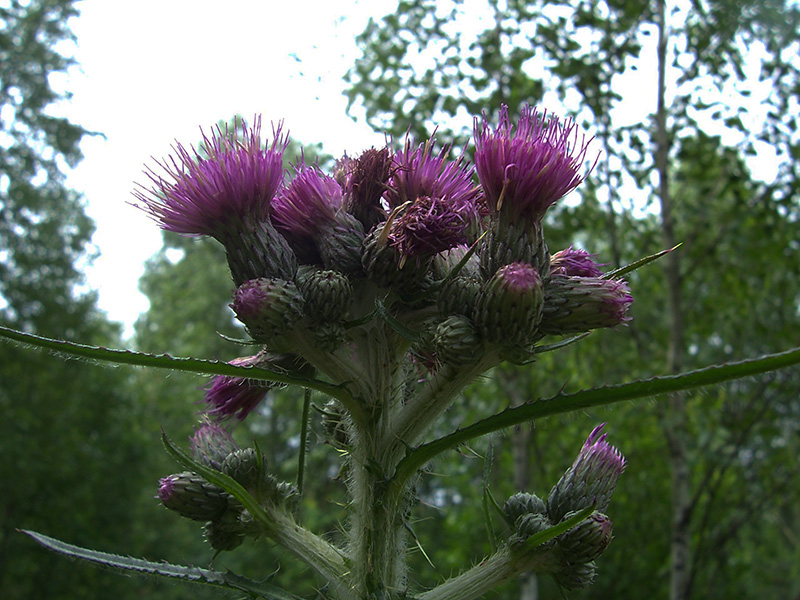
[479,219,550,281]
[474,262,544,346]
[437,276,480,318]
[297,267,354,322]
[554,560,598,590]
[432,315,484,366]
[557,511,613,564]
[204,520,245,552]
[221,448,268,492]
[230,277,304,343]
[317,211,367,274]
[503,492,547,526]
[539,275,633,335]
[158,471,229,522]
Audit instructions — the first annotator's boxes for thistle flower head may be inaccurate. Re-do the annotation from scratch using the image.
[385,137,480,261]
[550,246,604,278]
[474,104,594,223]
[272,164,343,240]
[134,116,288,238]
[547,424,626,521]
[204,355,273,421]
[342,146,393,230]
[539,275,633,335]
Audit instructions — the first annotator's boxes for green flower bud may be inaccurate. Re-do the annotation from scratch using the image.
[503,492,547,526]
[474,262,544,346]
[317,211,367,274]
[437,276,480,318]
[221,448,269,492]
[230,277,304,343]
[157,471,228,522]
[297,267,354,322]
[432,244,480,280]
[204,520,245,552]
[511,512,555,552]
[555,560,597,590]
[432,315,484,366]
[557,511,614,563]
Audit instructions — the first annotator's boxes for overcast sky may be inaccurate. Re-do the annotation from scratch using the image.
[63,0,393,337]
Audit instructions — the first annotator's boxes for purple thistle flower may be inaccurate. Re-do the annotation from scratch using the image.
[134,116,288,239]
[473,104,594,223]
[550,246,605,278]
[204,355,273,421]
[342,147,393,230]
[385,137,481,260]
[547,424,626,521]
[273,165,343,240]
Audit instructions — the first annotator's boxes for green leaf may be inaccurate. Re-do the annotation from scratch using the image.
[0,325,352,404]
[392,346,800,486]
[21,530,300,599]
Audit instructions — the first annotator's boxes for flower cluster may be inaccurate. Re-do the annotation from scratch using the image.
[135,106,631,420]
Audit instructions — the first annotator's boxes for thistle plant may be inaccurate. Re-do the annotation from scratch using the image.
[5,105,800,600]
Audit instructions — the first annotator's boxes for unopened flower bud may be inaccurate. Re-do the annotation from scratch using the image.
[554,560,597,590]
[512,512,555,551]
[432,244,481,280]
[474,262,544,345]
[230,277,304,343]
[503,492,547,525]
[437,276,480,318]
[317,210,367,274]
[190,420,239,470]
[221,448,268,492]
[297,267,354,322]
[157,471,229,521]
[557,511,614,563]
[204,520,245,552]
[547,424,625,522]
[539,275,632,335]
[432,315,484,366]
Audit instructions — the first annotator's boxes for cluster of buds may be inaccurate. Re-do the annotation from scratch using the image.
[503,424,625,590]
[157,421,297,551]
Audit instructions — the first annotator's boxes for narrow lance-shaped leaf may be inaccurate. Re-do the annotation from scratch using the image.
[391,346,800,488]
[21,530,301,600]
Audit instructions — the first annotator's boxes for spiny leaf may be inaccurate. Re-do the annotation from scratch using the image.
[392,346,800,487]
[21,530,300,599]
[0,325,352,404]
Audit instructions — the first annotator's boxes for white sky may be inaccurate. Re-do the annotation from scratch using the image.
[64,0,394,338]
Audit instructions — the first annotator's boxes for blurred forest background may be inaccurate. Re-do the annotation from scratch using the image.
[1,1,798,599]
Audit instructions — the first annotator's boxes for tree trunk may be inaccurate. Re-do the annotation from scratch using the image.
[655,1,692,599]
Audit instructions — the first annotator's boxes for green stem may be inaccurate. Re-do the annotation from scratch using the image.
[415,544,560,600]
